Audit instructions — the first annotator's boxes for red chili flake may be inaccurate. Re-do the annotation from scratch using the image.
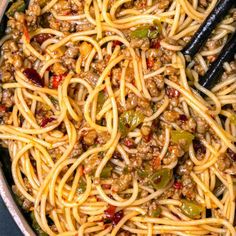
[123,138,135,148]
[23,24,30,43]
[102,184,111,189]
[227,148,236,162]
[23,68,44,87]
[152,156,161,170]
[0,105,6,112]
[147,57,154,69]
[179,114,188,122]
[113,40,122,47]
[166,87,180,98]
[151,39,160,49]
[143,132,152,142]
[173,181,182,190]
[32,33,53,45]
[78,165,84,176]
[104,205,116,219]
[112,210,124,225]
[193,138,206,155]
[41,117,56,127]
[52,74,65,89]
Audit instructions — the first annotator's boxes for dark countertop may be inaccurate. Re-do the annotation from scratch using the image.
[0,195,23,236]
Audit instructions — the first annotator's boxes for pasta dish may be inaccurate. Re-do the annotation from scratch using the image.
[0,0,235,235]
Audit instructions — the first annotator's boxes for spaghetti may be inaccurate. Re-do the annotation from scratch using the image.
[0,0,235,235]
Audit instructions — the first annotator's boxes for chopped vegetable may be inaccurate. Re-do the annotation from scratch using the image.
[173,181,182,190]
[41,117,56,128]
[100,165,112,179]
[147,57,154,69]
[77,179,86,194]
[137,168,149,178]
[33,33,53,45]
[104,205,124,226]
[104,205,116,219]
[131,25,160,39]
[0,105,6,112]
[149,30,159,39]
[181,200,204,219]
[79,42,92,57]
[97,91,106,110]
[229,114,236,125]
[150,168,172,190]
[171,130,194,151]
[112,210,124,225]
[131,26,149,38]
[49,96,59,106]
[30,212,48,236]
[123,137,135,148]
[23,68,44,87]
[23,24,30,43]
[151,207,162,217]
[51,74,65,89]
[7,0,26,18]
[153,20,162,34]
[119,110,144,136]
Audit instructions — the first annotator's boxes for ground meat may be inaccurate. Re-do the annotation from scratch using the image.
[80,71,99,87]
[195,117,208,134]
[83,154,101,174]
[136,138,160,160]
[163,110,179,122]
[112,174,132,193]
[160,186,181,200]
[96,132,110,144]
[125,67,134,83]
[82,129,97,146]
[6,13,25,40]
[136,98,153,116]
[25,1,41,27]
[217,154,231,171]
[69,142,83,158]
[163,145,184,165]
[48,147,63,160]
[146,78,162,97]
[179,117,197,133]
[64,45,79,58]
[194,63,205,76]
[53,0,71,14]
[129,155,142,169]
[130,38,150,51]
[111,68,121,87]
[181,175,196,200]
[146,200,161,217]
[134,0,147,9]
[92,55,111,74]
[12,185,33,211]
[1,89,14,107]
[49,15,75,32]
[177,160,194,176]
[126,93,138,110]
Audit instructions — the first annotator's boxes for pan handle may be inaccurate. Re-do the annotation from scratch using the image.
[0,0,9,22]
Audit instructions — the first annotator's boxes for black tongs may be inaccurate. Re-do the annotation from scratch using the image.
[182,0,236,89]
